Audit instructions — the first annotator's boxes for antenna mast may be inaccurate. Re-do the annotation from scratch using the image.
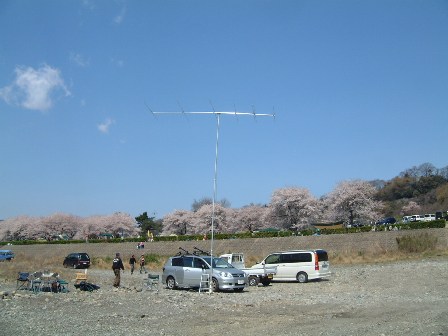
[151,106,275,292]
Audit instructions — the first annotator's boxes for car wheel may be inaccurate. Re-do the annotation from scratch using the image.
[63,263,67,268]
[166,276,176,290]
[73,263,77,269]
[296,272,308,283]
[211,278,219,292]
[248,276,259,286]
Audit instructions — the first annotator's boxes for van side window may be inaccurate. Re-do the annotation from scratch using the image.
[281,253,312,263]
[193,257,207,269]
[265,254,280,264]
[183,256,194,267]
[172,257,183,267]
[316,250,328,261]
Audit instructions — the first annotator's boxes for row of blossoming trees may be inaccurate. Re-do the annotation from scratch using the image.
[1,180,387,241]
[161,180,384,235]
[0,212,139,241]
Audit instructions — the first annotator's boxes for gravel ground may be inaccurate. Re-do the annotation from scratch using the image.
[1,257,447,336]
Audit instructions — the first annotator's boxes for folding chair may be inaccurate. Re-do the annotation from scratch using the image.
[16,272,30,290]
[57,279,69,293]
[144,273,160,291]
[75,272,88,284]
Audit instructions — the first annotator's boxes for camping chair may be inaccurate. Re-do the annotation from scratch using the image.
[75,272,88,284]
[57,278,69,293]
[16,272,30,290]
[144,273,160,291]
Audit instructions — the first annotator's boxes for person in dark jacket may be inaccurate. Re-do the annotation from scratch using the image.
[112,252,125,287]
[129,255,136,275]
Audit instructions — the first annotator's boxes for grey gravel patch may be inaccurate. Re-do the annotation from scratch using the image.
[1,259,447,336]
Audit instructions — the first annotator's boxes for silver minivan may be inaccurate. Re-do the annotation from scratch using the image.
[252,249,331,283]
[162,254,247,292]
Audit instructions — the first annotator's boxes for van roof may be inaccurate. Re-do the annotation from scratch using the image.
[273,249,326,253]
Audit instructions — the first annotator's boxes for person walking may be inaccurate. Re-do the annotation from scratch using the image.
[139,254,147,274]
[112,252,124,287]
[129,254,136,275]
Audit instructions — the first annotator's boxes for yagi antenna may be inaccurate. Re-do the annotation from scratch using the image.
[150,104,275,293]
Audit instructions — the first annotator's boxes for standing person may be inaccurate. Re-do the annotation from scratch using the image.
[139,254,147,274]
[112,252,124,287]
[129,254,136,275]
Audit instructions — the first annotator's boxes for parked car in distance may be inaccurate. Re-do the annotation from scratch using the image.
[423,214,436,222]
[162,254,247,292]
[0,250,15,261]
[252,249,331,283]
[410,215,425,222]
[376,217,397,225]
[63,252,90,269]
[402,216,412,223]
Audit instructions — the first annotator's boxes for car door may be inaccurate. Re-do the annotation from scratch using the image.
[170,257,185,285]
[264,254,287,279]
[67,254,75,267]
[190,257,208,287]
[182,257,201,287]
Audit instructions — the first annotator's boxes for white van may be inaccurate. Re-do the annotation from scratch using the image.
[410,215,425,222]
[423,214,436,222]
[252,249,331,283]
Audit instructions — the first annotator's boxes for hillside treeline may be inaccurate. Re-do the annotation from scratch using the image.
[375,162,448,216]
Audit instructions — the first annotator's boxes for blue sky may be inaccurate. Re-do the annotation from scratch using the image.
[1,0,447,220]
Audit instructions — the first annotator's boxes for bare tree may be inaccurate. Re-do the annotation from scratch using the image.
[191,197,231,212]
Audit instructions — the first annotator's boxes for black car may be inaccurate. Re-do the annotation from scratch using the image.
[63,252,91,269]
[376,217,397,225]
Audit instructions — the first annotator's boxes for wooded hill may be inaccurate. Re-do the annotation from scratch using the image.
[372,162,448,216]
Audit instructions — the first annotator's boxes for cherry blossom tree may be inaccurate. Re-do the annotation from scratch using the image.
[0,216,35,240]
[401,201,421,216]
[323,180,383,224]
[38,213,82,239]
[267,187,320,230]
[162,210,194,235]
[230,205,269,232]
[190,204,227,234]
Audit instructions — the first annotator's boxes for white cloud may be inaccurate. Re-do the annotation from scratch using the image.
[82,0,95,10]
[98,118,115,133]
[0,64,71,111]
[110,57,124,67]
[114,6,127,24]
[70,52,90,67]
